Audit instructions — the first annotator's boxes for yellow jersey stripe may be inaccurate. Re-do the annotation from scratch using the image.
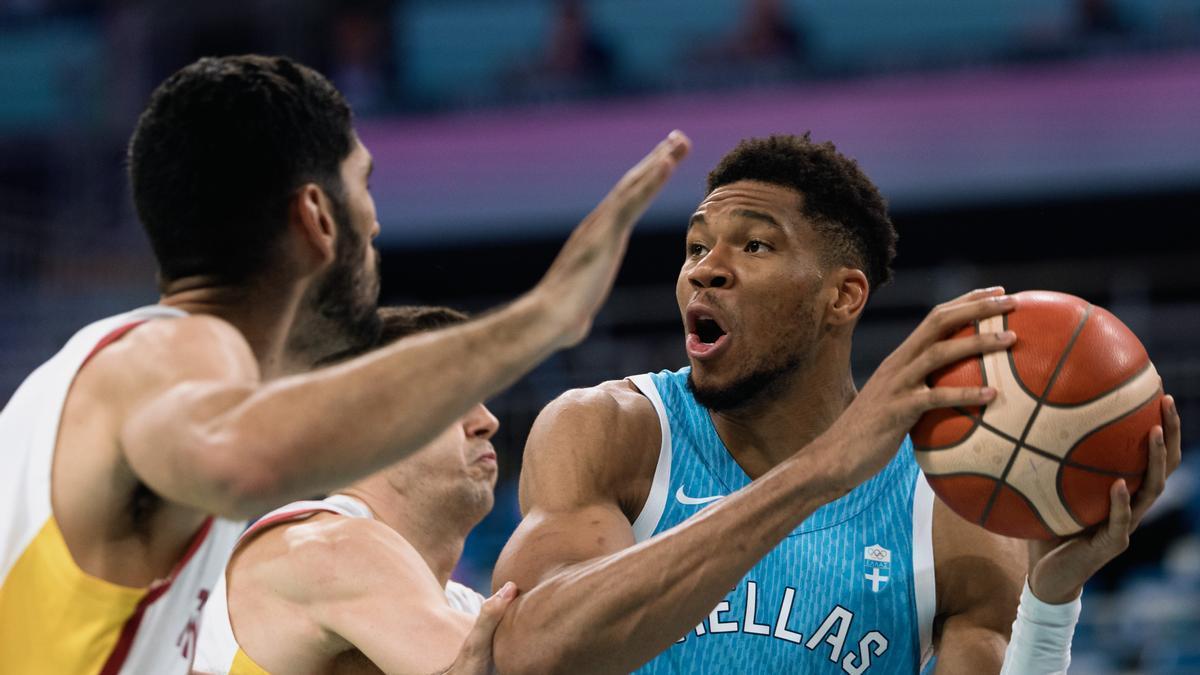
[0,517,145,674]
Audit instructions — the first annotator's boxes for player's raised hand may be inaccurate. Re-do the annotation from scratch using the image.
[823,287,1018,488]
[534,131,691,348]
[447,582,519,675]
[1027,395,1183,604]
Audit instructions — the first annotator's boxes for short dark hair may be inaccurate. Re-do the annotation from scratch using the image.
[316,305,470,366]
[128,54,355,288]
[706,133,897,289]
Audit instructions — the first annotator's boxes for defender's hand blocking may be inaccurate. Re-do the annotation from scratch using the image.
[535,131,691,348]
[823,287,1018,491]
[1027,395,1183,604]
[446,582,519,675]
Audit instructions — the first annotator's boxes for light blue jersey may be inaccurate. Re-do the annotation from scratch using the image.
[629,368,936,675]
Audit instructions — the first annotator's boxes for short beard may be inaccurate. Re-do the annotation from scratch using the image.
[687,356,802,412]
[313,237,380,352]
[290,195,381,364]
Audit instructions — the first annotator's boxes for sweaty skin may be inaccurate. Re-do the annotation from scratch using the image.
[491,180,1183,675]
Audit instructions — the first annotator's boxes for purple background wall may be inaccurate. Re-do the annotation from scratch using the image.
[362,52,1200,244]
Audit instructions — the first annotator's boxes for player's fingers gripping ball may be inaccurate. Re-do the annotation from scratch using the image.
[912,290,1163,539]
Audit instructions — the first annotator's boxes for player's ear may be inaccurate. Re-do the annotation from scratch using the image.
[826,267,869,327]
[291,183,337,269]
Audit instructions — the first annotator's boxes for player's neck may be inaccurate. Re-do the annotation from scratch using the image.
[160,274,312,379]
[338,485,468,588]
[710,355,857,478]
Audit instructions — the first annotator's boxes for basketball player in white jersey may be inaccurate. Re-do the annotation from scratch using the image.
[195,306,512,674]
[0,54,690,673]
[491,135,1183,674]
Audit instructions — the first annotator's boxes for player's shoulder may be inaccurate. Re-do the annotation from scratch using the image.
[123,313,256,375]
[237,513,428,605]
[537,378,660,442]
[522,378,662,512]
[88,312,258,386]
[68,313,258,437]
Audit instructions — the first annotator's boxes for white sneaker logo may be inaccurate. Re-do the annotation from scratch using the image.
[675,486,724,505]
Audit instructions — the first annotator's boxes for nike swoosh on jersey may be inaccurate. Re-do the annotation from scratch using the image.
[675,486,725,505]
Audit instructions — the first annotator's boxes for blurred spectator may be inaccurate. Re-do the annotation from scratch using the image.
[728,0,806,62]
[542,0,612,83]
[326,2,392,114]
[689,0,808,81]
[507,0,614,100]
[1078,0,1129,37]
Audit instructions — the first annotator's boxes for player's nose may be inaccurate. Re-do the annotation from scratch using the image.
[464,403,499,440]
[688,247,734,290]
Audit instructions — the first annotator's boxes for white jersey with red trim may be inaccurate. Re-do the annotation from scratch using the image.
[0,305,246,674]
[195,494,485,674]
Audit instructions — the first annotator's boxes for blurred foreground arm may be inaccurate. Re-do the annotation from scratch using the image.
[121,132,691,519]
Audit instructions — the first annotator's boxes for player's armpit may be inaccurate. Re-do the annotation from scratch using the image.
[930,499,1025,675]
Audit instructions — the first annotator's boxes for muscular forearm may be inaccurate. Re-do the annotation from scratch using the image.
[218,292,563,513]
[493,445,849,675]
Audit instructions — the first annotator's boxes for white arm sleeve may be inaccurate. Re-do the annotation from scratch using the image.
[999,579,1082,675]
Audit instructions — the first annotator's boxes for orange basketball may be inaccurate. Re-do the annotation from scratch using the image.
[911,290,1163,539]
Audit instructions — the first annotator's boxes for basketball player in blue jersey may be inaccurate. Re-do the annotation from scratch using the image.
[491,134,1182,674]
[0,54,691,673]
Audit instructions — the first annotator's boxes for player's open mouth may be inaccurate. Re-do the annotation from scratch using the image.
[685,308,730,360]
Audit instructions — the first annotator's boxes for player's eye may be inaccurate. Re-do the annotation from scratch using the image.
[687,242,708,258]
[745,240,770,253]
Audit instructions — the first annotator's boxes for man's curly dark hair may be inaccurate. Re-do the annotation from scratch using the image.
[706,133,897,290]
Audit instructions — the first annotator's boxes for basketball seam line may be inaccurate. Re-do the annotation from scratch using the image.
[978,303,1093,532]
[967,416,1046,454]
[1055,382,1163,511]
[933,418,1144,477]
[914,411,1044,456]
[928,471,1060,537]
[913,323,987,452]
[1038,360,1155,409]
[942,364,1156,469]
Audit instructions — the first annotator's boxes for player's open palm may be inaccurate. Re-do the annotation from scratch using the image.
[446,583,518,675]
[536,131,691,348]
[825,287,1018,489]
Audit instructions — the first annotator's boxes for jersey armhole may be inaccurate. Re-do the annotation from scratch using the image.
[627,374,672,543]
[913,471,937,666]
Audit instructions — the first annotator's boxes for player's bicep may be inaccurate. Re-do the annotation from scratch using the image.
[494,387,652,591]
[494,502,637,593]
[117,316,264,515]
